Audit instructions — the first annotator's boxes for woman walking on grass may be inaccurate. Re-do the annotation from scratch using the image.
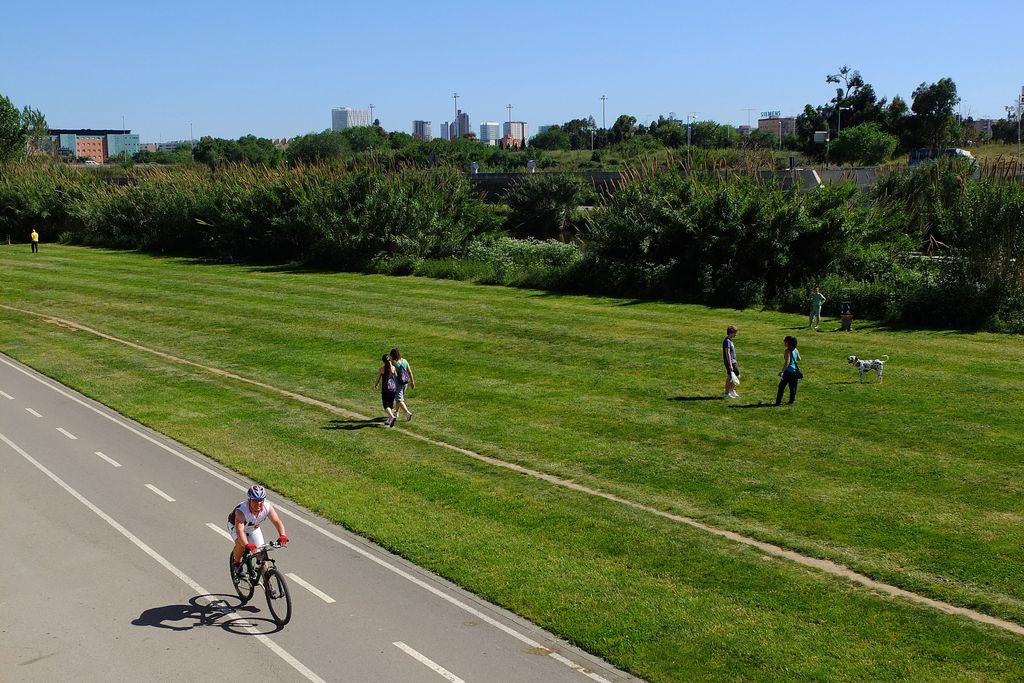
[775,336,802,406]
[374,354,399,427]
[722,326,740,399]
[390,348,415,421]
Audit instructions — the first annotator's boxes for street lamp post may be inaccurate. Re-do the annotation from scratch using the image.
[190,122,194,161]
[686,113,699,164]
[601,95,607,130]
[1017,87,1023,170]
[837,106,852,136]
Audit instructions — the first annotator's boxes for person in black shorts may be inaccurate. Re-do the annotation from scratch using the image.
[373,354,399,427]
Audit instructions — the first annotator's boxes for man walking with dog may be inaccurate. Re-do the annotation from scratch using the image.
[809,286,826,329]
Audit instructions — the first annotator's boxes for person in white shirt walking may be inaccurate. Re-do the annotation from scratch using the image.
[809,286,827,329]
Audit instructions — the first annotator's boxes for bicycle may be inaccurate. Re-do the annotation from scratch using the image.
[229,541,292,626]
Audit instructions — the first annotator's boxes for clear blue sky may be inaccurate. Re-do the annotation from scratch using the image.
[2,0,1020,142]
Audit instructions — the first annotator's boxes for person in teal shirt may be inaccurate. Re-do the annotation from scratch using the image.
[775,336,802,405]
[809,286,826,329]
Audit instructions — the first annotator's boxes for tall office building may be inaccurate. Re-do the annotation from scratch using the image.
[332,107,371,131]
[440,122,449,140]
[448,110,470,139]
[502,121,528,144]
[412,120,433,141]
[479,121,500,145]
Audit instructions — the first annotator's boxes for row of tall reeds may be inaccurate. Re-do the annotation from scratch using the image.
[2,157,1022,330]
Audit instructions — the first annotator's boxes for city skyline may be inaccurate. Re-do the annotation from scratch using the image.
[2,0,1021,143]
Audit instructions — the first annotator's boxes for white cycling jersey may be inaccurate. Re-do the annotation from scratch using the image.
[227,500,273,542]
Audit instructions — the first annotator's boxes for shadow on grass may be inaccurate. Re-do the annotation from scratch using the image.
[324,418,386,430]
[667,396,723,402]
[728,402,780,409]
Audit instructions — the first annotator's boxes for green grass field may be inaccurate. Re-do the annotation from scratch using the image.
[2,245,1024,680]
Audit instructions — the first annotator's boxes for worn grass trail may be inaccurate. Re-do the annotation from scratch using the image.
[2,245,1024,680]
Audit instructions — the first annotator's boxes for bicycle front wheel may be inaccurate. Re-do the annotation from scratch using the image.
[263,568,292,626]
[230,551,254,604]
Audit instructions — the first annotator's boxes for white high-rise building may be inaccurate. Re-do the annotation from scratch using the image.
[503,121,528,143]
[332,107,371,131]
[479,121,500,146]
[413,120,433,141]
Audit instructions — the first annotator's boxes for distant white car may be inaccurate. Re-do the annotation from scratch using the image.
[84,159,100,165]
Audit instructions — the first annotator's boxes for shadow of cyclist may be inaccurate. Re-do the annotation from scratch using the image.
[133,594,256,631]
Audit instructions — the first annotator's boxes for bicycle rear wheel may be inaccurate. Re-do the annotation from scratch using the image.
[263,568,291,626]
[230,551,255,604]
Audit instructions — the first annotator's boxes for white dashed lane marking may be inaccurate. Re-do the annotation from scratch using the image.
[0,429,325,683]
[0,390,12,400]
[56,427,77,440]
[206,522,232,541]
[286,573,336,604]
[393,642,465,683]
[145,484,176,502]
[26,408,42,417]
[94,451,122,467]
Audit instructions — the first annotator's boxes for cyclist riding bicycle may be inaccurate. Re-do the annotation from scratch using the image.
[228,485,288,574]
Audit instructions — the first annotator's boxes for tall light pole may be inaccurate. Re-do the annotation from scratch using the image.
[837,105,852,136]
[190,122,194,161]
[1016,86,1023,169]
[122,115,127,163]
[452,93,459,139]
[506,103,513,145]
[601,94,607,130]
[686,113,699,163]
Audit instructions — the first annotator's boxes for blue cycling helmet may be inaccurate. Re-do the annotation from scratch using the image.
[247,484,267,501]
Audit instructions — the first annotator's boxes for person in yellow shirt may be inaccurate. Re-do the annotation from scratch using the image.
[30,229,39,253]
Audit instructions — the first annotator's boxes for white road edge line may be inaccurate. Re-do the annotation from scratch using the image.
[0,429,325,683]
[286,573,336,604]
[26,407,42,417]
[393,642,465,683]
[206,522,233,541]
[0,353,623,681]
[56,427,77,440]
[94,451,122,468]
[145,483,176,502]
[0,390,12,399]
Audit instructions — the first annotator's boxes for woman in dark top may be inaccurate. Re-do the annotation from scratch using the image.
[775,336,802,405]
[374,354,398,427]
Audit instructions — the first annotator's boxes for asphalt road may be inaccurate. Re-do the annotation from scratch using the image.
[0,353,640,683]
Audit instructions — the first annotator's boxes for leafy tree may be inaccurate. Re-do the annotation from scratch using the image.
[611,114,636,143]
[21,106,50,156]
[910,78,961,148]
[561,117,597,150]
[992,117,1020,145]
[652,116,686,148]
[830,123,898,165]
[689,120,738,148]
[285,131,348,165]
[341,125,389,152]
[531,127,571,150]
[0,94,29,162]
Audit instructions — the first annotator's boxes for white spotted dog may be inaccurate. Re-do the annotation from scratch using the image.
[848,355,889,383]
